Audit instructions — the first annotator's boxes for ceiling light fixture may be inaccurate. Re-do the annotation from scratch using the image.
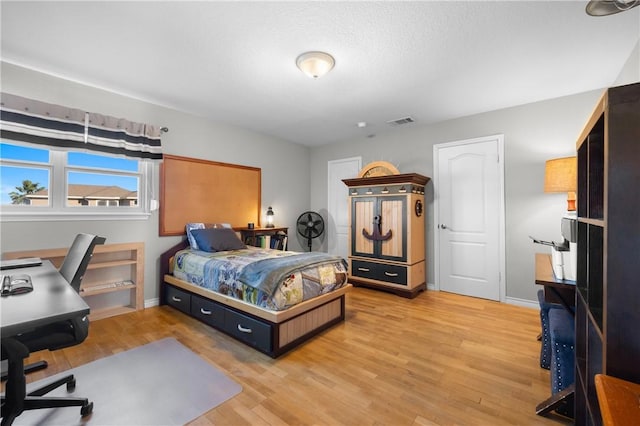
[296,51,335,79]
[586,0,640,16]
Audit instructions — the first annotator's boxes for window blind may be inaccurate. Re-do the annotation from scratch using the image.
[1,93,163,161]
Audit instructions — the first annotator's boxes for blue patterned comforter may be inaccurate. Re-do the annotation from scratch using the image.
[173,247,348,311]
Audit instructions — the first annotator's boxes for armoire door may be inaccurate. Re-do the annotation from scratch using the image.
[377,196,406,262]
[351,196,406,262]
[351,197,376,258]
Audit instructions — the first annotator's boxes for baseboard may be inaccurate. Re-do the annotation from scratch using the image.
[145,298,160,308]
[505,296,538,309]
[425,285,538,309]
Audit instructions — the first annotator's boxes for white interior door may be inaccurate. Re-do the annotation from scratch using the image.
[327,157,361,259]
[434,135,505,301]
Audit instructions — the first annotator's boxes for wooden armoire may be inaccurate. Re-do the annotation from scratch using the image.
[343,170,430,298]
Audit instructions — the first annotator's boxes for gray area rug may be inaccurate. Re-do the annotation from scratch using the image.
[15,337,242,425]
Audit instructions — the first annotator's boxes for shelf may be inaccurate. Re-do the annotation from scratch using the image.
[2,241,144,320]
[81,280,136,296]
[89,305,138,321]
[574,82,640,425]
[86,259,137,270]
[577,217,604,227]
[239,227,288,250]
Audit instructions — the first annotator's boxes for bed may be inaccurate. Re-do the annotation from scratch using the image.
[160,225,350,358]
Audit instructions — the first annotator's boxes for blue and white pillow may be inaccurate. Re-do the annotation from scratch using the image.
[185,222,232,250]
[186,223,206,250]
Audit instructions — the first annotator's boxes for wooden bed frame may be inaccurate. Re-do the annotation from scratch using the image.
[160,240,351,358]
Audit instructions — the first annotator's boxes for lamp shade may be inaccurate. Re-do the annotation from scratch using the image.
[266,206,274,228]
[296,51,335,78]
[544,157,577,192]
[544,156,577,211]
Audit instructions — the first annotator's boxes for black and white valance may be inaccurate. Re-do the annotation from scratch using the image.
[0,93,163,161]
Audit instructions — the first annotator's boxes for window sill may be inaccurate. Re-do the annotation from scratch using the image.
[0,210,151,222]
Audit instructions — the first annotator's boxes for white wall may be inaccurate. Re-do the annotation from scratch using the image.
[310,40,640,304]
[3,40,638,306]
[0,62,311,303]
[309,91,603,302]
[614,40,639,86]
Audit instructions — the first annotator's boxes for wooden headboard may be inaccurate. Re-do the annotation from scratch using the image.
[159,154,261,236]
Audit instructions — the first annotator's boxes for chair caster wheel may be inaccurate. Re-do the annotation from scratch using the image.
[81,401,93,416]
[67,378,76,391]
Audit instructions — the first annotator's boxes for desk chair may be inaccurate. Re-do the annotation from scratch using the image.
[0,233,105,426]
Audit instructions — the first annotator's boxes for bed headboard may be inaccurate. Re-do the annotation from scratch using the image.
[159,154,261,236]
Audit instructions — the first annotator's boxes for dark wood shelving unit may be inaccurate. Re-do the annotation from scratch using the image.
[238,227,288,250]
[574,82,640,425]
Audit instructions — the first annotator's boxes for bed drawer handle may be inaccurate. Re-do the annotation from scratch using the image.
[237,324,253,334]
[384,272,399,277]
[200,308,212,315]
[357,267,370,272]
[171,296,182,302]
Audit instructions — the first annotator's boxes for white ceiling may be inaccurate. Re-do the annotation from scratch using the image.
[2,1,639,147]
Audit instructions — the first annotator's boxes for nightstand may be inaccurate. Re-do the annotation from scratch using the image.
[239,227,288,250]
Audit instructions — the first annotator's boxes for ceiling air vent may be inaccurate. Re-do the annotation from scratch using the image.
[387,116,415,126]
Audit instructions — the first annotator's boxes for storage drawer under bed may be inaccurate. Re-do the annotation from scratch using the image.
[166,285,191,314]
[191,295,225,328]
[165,283,273,353]
[224,308,273,353]
[162,279,347,357]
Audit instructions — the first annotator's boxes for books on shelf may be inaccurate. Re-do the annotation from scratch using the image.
[245,231,288,250]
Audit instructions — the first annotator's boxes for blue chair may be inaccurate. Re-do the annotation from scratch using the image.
[549,307,575,417]
[537,289,563,369]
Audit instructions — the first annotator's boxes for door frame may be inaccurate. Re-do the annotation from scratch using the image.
[432,134,506,302]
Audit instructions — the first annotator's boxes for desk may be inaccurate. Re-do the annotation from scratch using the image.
[534,253,576,314]
[1,261,90,337]
[1,261,90,425]
[595,374,640,425]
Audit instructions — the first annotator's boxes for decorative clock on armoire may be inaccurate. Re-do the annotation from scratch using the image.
[343,163,430,298]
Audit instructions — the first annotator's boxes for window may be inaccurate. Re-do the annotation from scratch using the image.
[0,141,153,220]
[0,143,50,206]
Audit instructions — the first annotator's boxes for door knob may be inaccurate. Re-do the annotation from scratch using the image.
[440,224,447,229]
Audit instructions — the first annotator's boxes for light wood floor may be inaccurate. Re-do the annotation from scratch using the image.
[8,288,572,425]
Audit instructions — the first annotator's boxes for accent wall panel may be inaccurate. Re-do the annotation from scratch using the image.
[160,154,261,236]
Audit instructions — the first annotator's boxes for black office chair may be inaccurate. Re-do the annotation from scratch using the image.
[0,233,105,426]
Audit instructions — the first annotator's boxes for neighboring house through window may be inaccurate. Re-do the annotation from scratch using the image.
[0,141,152,220]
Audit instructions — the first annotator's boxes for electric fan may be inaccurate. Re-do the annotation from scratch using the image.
[296,211,325,251]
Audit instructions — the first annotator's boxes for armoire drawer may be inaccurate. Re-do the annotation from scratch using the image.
[352,260,408,286]
[166,285,191,314]
[191,295,225,328]
[224,309,273,353]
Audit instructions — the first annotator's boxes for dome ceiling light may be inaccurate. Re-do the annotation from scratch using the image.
[586,0,639,16]
[296,51,335,79]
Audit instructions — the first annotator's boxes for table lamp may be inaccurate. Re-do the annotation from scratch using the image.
[544,156,577,212]
[265,206,275,228]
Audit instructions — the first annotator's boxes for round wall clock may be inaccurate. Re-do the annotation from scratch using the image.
[358,161,400,178]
